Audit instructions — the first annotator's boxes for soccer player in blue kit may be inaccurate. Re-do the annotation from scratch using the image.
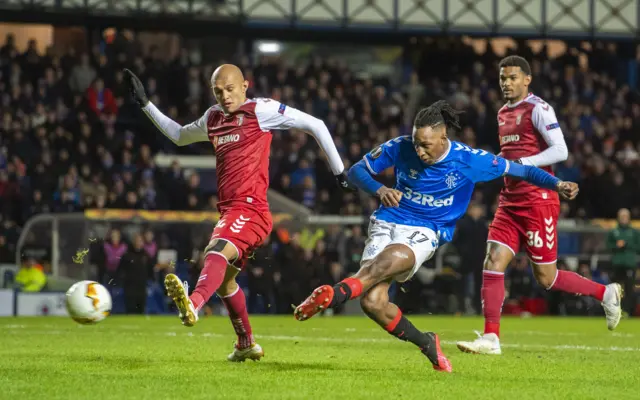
[293,101,579,373]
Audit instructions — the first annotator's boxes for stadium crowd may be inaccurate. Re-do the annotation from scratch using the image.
[1,32,639,315]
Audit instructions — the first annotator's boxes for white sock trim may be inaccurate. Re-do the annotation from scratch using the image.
[546,269,559,290]
[220,286,240,298]
[483,270,505,276]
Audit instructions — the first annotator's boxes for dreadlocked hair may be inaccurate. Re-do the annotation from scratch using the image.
[413,100,463,132]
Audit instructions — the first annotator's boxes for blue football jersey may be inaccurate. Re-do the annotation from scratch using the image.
[363,136,509,244]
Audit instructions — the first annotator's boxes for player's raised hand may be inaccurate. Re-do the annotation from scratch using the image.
[377,186,403,207]
[556,181,579,200]
[335,172,357,192]
[123,68,149,107]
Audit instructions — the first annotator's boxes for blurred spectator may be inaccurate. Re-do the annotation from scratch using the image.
[606,208,639,316]
[117,233,154,314]
[0,234,12,263]
[100,229,128,284]
[452,202,487,314]
[69,53,96,93]
[246,236,276,313]
[86,78,118,117]
[14,258,47,292]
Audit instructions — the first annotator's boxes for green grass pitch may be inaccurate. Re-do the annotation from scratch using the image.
[1,315,639,399]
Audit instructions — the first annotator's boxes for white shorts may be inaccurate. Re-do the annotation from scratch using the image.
[360,218,439,282]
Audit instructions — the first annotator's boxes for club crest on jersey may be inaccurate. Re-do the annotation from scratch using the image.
[409,169,419,179]
[516,113,522,125]
[236,114,244,126]
[370,146,383,159]
[445,172,459,189]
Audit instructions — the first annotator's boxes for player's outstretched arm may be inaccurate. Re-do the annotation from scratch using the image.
[123,69,209,146]
[506,162,579,200]
[348,160,403,207]
[254,99,356,192]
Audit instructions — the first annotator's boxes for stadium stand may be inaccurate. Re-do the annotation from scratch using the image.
[1,32,639,316]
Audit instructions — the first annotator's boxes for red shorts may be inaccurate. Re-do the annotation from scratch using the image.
[210,208,272,270]
[487,204,559,264]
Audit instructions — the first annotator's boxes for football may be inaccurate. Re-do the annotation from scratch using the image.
[65,281,112,325]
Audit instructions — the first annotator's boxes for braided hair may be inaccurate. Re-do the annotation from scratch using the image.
[413,100,463,133]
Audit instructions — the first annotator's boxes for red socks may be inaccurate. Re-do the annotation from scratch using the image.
[190,252,228,311]
[221,286,254,349]
[341,277,363,298]
[480,268,606,338]
[384,310,403,333]
[482,271,505,337]
[187,252,254,349]
[548,270,606,301]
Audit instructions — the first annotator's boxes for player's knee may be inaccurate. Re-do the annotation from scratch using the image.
[483,249,509,273]
[533,266,557,289]
[360,291,385,315]
[216,275,238,297]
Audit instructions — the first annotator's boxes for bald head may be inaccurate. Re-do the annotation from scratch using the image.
[211,64,248,114]
[211,64,244,84]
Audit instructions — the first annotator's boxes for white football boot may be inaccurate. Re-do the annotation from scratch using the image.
[227,343,264,362]
[164,273,198,327]
[602,283,623,331]
[456,331,502,355]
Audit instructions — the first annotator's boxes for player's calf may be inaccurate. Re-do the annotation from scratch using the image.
[360,284,451,372]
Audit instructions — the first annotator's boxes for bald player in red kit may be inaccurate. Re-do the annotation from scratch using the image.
[124,65,354,361]
[457,56,623,355]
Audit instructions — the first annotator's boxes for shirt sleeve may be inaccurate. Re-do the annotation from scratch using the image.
[142,102,210,146]
[520,101,568,167]
[362,138,403,175]
[254,98,344,175]
[457,147,510,184]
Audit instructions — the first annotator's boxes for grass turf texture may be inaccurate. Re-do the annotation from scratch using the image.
[1,316,639,400]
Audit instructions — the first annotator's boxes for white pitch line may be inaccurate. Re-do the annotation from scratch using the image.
[3,327,640,353]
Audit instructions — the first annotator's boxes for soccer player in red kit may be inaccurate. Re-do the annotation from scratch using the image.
[457,56,623,355]
[124,65,353,361]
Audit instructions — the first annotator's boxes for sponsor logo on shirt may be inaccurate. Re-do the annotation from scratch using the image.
[402,187,454,207]
[501,134,520,144]
[214,133,241,146]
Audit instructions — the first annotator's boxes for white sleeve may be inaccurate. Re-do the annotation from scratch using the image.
[142,102,210,146]
[520,102,568,167]
[255,98,344,175]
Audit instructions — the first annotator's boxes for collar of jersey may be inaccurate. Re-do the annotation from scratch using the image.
[432,139,452,164]
[505,92,533,108]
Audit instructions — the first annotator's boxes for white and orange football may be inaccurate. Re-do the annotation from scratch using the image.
[65,281,112,324]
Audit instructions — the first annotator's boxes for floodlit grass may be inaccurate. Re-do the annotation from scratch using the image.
[1,315,639,399]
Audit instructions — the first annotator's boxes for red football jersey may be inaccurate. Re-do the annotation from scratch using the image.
[497,93,561,207]
[184,98,324,212]
[204,100,271,212]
